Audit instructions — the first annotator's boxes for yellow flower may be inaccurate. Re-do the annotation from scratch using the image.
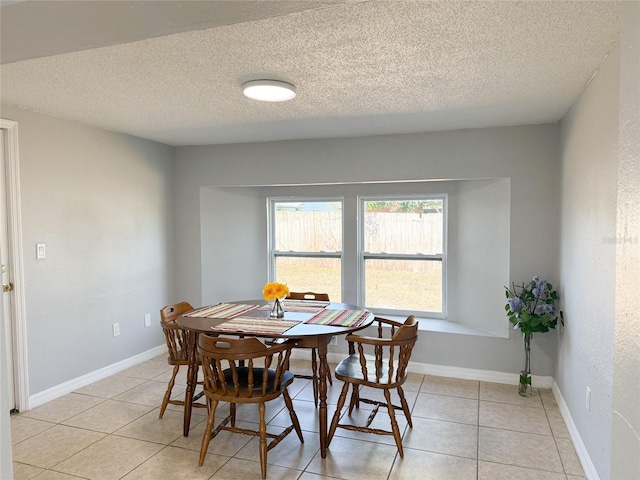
[262,282,290,301]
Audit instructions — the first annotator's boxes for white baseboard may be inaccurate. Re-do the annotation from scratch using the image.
[552,381,599,480]
[291,349,554,388]
[28,345,166,410]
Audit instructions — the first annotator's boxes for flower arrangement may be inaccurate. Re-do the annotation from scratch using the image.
[505,276,563,396]
[505,276,563,335]
[262,282,289,301]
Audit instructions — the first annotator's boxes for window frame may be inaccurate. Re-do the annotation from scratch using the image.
[357,194,448,319]
[267,197,344,297]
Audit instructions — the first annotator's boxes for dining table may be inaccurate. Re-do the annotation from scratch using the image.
[176,299,374,458]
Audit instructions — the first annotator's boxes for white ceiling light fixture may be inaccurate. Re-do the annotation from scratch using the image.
[242,79,296,102]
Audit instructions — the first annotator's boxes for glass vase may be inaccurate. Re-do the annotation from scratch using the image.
[269,298,285,318]
[518,332,533,397]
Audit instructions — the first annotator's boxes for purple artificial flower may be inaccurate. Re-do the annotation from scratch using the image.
[508,297,524,312]
[535,303,555,315]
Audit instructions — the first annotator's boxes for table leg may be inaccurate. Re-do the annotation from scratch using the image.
[183,330,197,437]
[317,339,329,458]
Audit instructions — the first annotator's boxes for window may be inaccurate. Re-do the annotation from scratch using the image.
[360,196,446,317]
[268,199,342,301]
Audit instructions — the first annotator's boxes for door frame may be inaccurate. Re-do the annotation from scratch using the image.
[1,119,28,412]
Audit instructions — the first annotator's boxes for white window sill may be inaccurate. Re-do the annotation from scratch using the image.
[375,314,500,338]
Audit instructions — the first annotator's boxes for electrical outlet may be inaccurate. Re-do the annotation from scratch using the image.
[586,386,591,411]
[330,336,337,346]
[144,313,151,327]
[112,323,120,337]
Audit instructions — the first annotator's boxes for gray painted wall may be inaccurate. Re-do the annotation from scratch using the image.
[174,125,560,376]
[557,10,640,473]
[558,42,618,478]
[0,104,175,395]
[612,3,639,478]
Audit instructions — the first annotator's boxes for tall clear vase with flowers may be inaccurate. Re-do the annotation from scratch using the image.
[505,276,563,396]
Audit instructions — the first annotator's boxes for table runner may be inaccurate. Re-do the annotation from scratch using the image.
[185,303,258,319]
[305,309,370,327]
[212,317,301,335]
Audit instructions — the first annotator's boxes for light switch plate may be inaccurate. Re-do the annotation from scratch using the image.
[36,243,46,259]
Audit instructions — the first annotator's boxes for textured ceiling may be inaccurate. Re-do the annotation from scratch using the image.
[0,1,621,146]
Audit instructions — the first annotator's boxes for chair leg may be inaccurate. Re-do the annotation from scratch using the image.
[310,348,319,408]
[384,389,404,458]
[159,365,180,419]
[198,399,218,466]
[328,382,350,443]
[283,389,304,443]
[397,385,413,428]
[259,402,268,479]
[230,403,236,427]
[348,384,360,415]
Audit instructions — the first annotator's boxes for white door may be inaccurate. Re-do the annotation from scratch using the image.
[0,128,15,411]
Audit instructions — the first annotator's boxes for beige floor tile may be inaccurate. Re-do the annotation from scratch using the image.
[421,375,480,399]
[29,470,89,479]
[12,424,105,469]
[52,434,163,480]
[402,417,478,459]
[209,457,302,479]
[286,377,313,398]
[12,461,44,480]
[307,436,399,480]
[539,388,559,410]
[478,427,563,473]
[478,461,567,479]
[117,360,173,380]
[270,398,320,433]
[114,408,196,445]
[388,448,477,480]
[294,380,346,405]
[74,374,145,398]
[172,418,256,457]
[412,392,479,425]
[479,382,543,408]
[21,393,105,423]
[567,476,586,480]
[121,445,229,479]
[236,428,319,470]
[10,415,55,444]
[62,399,153,433]
[546,409,571,438]
[556,437,585,476]
[298,473,335,480]
[402,373,425,392]
[113,379,182,407]
[151,364,190,386]
[480,401,551,435]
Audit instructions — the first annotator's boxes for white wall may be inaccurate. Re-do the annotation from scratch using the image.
[0,104,175,396]
[558,43,619,479]
[174,124,560,376]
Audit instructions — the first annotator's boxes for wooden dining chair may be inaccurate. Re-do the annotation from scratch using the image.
[158,302,207,418]
[327,315,418,457]
[286,291,333,407]
[197,334,304,479]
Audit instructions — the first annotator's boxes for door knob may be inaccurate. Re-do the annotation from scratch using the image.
[3,283,13,292]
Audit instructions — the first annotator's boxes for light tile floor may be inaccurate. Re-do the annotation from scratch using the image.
[11,356,586,479]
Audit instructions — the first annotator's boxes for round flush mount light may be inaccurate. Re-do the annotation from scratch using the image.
[242,80,296,102]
